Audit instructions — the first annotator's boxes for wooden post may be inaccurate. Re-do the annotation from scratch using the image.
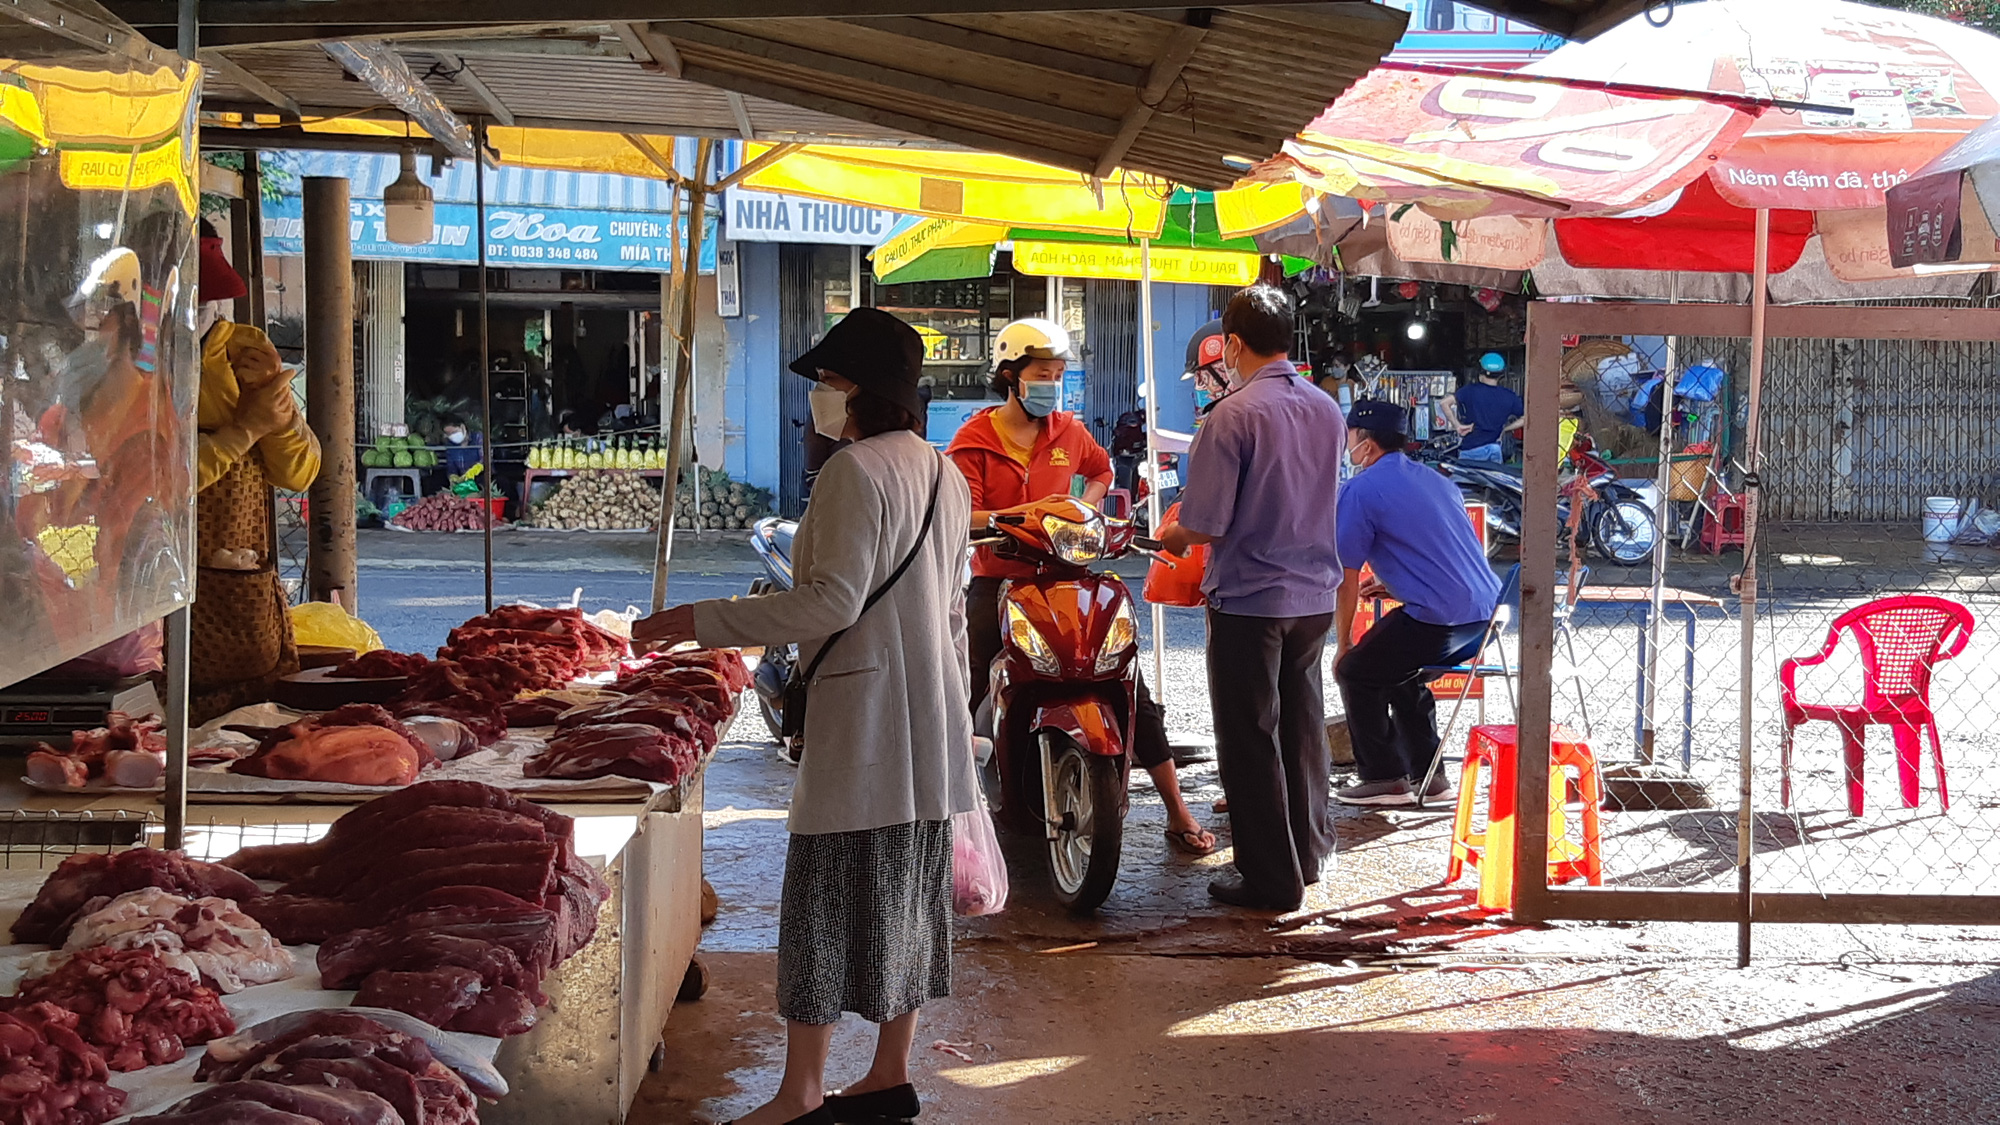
[652,138,713,612]
[1736,209,1772,968]
[304,176,357,612]
[1511,301,1562,921]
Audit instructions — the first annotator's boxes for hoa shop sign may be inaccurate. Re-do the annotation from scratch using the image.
[261,196,717,272]
[724,187,901,246]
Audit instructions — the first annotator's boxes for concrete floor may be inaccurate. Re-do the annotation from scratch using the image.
[635,735,2000,1125]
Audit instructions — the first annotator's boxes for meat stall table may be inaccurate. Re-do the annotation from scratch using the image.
[1,760,712,1125]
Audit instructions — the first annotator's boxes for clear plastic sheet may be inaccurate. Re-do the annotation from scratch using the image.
[1,52,200,687]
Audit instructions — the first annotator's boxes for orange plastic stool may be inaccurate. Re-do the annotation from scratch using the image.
[1446,724,1604,912]
[1698,494,1748,554]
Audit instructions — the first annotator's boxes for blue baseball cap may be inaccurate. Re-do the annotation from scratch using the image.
[1347,399,1407,436]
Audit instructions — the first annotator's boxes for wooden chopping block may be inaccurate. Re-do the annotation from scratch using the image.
[274,666,408,710]
[295,645,357,671]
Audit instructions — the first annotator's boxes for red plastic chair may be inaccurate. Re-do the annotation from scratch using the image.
[1780,595,1974,817]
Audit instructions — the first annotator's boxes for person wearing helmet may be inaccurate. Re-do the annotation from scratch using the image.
[189,219,322,720]
[946,318,1216,858]
[1443,352,1524,464]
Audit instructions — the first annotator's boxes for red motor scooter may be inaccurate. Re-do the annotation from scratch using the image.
[974,491,1159,912]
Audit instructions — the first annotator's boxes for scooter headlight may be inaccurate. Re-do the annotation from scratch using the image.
[1005,599,1061,675]
[1095,600,1136,675]
[1042,513,1104,566]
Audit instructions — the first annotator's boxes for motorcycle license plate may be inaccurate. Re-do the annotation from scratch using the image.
[1157,469,1180,490]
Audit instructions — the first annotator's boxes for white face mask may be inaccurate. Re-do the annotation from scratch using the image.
[809,385,850,440]
[1221,339,1249,389]
[195,300,225,341]
[446,430,468,445]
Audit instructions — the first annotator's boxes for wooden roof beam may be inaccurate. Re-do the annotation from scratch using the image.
[430,51,516,126]
[725,92,757,141]
[667,22,1121,138]
[680,63,1097,175]
[199,49,303,118]
[617,20,684,76]
[1094,10,1209,179]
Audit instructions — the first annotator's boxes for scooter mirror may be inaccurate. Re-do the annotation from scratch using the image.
[1101,489,1132,522]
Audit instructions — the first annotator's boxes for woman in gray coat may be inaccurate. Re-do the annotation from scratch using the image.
[635,308,977,1125]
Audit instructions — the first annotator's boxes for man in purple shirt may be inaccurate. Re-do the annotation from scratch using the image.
[1161,285,1346,912]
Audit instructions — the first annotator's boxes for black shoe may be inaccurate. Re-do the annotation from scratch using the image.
[826,1083,920,1123]
[1207,873,1300,913]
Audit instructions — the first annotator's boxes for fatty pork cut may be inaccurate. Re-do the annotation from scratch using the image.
[230,704,433,786]
[12,850,259,946]
[31,888,295,994]
[9,948,234,1071]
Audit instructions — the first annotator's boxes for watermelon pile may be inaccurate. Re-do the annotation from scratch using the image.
[361,435,439,470]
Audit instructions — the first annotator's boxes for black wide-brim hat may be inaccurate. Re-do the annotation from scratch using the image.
[788,307,927,417]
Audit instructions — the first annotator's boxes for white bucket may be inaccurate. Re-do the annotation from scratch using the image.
[1922,497,1965,543]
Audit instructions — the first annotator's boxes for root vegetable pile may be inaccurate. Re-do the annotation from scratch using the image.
[390,494,502,533]
[528,471,658,530]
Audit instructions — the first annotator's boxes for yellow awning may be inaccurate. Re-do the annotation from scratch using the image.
[739,144,1175,237]
[9,61,197,146]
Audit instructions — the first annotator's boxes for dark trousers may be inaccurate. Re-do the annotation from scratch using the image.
[1335,608,1489,784]
[1206,609,1337,905]
[967,575,1171,770]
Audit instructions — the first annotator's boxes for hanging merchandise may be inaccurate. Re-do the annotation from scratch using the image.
[1675,361,1727,403]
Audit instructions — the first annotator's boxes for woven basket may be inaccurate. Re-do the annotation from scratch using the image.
[1668,457,1711,502]
[197,455,273,559]
[190,564,287,688]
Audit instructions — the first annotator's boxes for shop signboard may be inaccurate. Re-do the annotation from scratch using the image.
[261,194,718,272]
[724,187,901,246]
[1062,362,1086,414]
[926,400,988,449]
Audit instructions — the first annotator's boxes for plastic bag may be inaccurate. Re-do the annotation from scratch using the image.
[47,623,164,678]
[952,801,1008,917]
[1142,502,1207,608]
[1675,361,1726,402]
[289,601,384,653]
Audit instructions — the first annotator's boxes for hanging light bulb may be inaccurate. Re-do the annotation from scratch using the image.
[1405,320,1428,341]
[383,149,434,245]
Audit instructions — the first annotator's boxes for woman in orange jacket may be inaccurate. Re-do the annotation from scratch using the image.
[945,319,1214,857]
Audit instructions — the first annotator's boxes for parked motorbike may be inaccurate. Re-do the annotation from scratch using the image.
[746,516,802,763]
[1447,449,1659,566]
[976,490,1157,912]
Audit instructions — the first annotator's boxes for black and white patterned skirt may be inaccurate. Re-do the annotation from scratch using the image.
[777,819,954,1025]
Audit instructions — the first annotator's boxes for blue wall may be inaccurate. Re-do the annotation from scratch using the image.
[725,242,783,491]
[1146,282,1225,437]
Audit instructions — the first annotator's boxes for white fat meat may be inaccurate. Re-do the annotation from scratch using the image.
[32,886,296,993]
[103,748,165,788]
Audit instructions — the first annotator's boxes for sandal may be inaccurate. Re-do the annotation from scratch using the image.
[1166,828,1218,857]
[1212,797,1229,815]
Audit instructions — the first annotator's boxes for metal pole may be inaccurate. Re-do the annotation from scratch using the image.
[653,138,713,612]
[166,0,198,853]
[476,129,495,613]
[303,177,357,612]
[1643,280,1678,762]
[1138,239,1165,695]
[1736,209,1772,969]
[649,182,685,550]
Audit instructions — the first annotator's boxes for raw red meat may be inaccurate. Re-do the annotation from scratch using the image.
[389,695,506,746]
[278,816,551,897]
[197,1013,475,1125]
[321,906,557,985]
[449,605,627,670]
[353,968,482,1029]
[638,648,753,693]
[501,695,571,727]
[239,895,357,946]
[9,949,234,1071]
[13,850,259,945]
[127,1104,319,1125]
[446,986,537,1038]
[331,649,431,679]
[552,692,717,747]
[223,782,575,881]
[133,1081,401,1125]
[0,1002,126,1125]
[609,665,737,720]
[385,886,543,918]
[529,722,703,786]
[316,932,532,997]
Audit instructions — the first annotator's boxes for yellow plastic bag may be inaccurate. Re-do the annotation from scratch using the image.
[289,601,384,654]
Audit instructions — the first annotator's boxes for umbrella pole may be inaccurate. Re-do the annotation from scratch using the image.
[653,138,714,612]
[1643,280,1678,763]
[1735,208,1771,969]
[1139,239,1166,696]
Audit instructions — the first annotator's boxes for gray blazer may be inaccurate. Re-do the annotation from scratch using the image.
[694,430,979,836]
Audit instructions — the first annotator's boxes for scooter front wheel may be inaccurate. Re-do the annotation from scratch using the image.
[1045,735,1125,913]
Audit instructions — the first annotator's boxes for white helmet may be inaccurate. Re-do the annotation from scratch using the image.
[992,317,1074,371]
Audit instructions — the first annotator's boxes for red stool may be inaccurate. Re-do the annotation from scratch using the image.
[1446,724,1604,912]
[1698,494,1748,554]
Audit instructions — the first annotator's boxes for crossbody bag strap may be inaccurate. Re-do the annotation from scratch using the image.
[798,452,945,683]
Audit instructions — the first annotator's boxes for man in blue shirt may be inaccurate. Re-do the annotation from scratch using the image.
[1446,353,1524,464]
[1332,400,1502,807]
[1161,285,1345,912]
